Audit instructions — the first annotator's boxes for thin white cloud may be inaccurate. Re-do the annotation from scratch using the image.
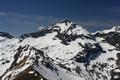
[38,26,45,30]
[0,12,6,15]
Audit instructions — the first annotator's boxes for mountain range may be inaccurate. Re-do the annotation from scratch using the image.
[0,20,120,80]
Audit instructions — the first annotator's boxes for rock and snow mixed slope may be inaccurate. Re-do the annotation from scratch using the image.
[0,20,120,80]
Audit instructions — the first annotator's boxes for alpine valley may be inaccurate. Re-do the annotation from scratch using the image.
[0,20,120,80]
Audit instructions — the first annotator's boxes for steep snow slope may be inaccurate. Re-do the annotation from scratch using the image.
[0,33,18,76]
[91,26,120,80]
[1,20,120,80]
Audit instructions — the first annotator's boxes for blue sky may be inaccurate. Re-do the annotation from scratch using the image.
[0,0,120,37]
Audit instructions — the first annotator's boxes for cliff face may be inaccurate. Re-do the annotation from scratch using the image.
[1,20,120,80]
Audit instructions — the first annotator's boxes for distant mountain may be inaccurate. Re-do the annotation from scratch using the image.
[0,20,120,80]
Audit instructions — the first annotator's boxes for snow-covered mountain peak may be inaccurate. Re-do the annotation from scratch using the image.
[0,32,13,38]
[53,20,73,33]
[0,32,14,41]
[55,19,72,25]
[52,20,89,35]
[19,20,89,42]
[101,25,120,33]
[111,25,120,32]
